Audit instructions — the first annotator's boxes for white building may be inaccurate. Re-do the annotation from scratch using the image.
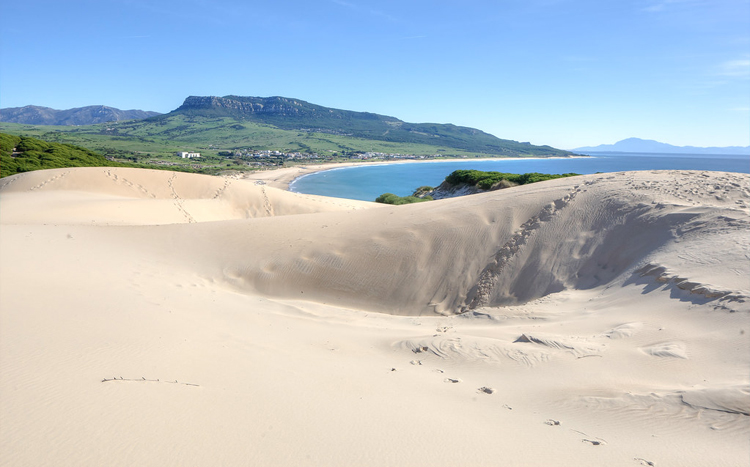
[177,152,201,159]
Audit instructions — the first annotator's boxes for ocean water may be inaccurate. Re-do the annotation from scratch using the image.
[289,152,750,201]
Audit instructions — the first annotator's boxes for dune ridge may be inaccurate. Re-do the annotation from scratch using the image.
[1,167,748,466]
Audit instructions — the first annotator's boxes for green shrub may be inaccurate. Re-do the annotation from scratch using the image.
[0,133,21,155]
[445,169,578,190]
[375,193,432,205]
[0,133,126,178]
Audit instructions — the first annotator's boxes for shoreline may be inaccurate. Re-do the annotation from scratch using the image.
[240,156,591,191]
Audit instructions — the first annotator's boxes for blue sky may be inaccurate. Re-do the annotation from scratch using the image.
[1,0,748,149]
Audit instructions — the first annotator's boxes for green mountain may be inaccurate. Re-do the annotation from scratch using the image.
[0,96,576,163]
[168,95,572,157]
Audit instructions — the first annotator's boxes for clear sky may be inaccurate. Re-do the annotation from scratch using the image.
[1,0,748,149]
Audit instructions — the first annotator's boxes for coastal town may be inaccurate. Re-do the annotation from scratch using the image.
[219,148,443,162]
[203,148,447,169]
[132,148,450,172]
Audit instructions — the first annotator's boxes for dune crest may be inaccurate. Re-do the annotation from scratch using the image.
[2,168,747,314]
[176,170,747,315]
[0,167,373,225]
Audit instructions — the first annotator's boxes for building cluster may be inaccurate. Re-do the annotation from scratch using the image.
[228,149,320,160]
[177,152,201,159]
[213,148,448,164]
[354,152,440,160]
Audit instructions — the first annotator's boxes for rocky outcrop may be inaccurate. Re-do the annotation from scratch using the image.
[417,181,482,200]
[417,179,518,200]
[176,96,310,117]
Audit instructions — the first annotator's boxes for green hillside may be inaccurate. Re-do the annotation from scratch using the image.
[0,96,577,165]
[170,95,572,157]
[0,133,126,178]
[0,133,220,178]
[0,117,482,162]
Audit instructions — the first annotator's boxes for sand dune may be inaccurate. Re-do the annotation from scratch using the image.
[0,167,374,225]
[1,167,748,466]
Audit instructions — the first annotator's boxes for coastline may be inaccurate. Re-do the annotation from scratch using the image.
[240,156,590,191]
[239,161,397,190]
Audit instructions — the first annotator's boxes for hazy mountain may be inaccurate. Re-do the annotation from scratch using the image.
[0,105,161,126]
[574,137,749,155]
[166,95,574,157]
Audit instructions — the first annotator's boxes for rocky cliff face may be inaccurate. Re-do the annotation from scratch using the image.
[177,96,314,117]
[418,181,484,200]
[174,95,401,124]
[0,105,160,125]
[418,179,519,200]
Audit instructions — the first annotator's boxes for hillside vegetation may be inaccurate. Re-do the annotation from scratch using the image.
[0,96,578,166]
[0,133,213,178]
[375,193,433,205]
[0,116,469,162]
[0,133,127,178]
[377,170,581,204]
[444,170,579,189]
[171,95,573,157]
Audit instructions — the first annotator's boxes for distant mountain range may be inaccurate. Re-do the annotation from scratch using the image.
[0,105,161,126]
[574,138,749,155]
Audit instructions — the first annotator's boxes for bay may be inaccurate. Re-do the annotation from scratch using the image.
[289,152,750,201]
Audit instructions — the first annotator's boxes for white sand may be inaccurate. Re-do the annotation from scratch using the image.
[1,167,748,466]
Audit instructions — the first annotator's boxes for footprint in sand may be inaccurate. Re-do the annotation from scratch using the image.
[582,438,605,446]
[571,429,606,446]
[444,378,461,383]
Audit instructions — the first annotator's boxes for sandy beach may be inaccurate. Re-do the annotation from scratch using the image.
[240,159,445,190]
[1,167,748,466]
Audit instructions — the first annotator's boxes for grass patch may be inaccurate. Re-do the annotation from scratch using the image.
[375,193,433,205]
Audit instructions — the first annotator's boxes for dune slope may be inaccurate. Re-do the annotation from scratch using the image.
[1,167,748,466]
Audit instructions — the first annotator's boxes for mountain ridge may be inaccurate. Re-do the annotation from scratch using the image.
[0,95,577,160]
[165,95,573,157]
[0,105,161,126]
[574,137,749,155]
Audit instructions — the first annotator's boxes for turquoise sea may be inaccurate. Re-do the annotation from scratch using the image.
[289,152,750,201]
